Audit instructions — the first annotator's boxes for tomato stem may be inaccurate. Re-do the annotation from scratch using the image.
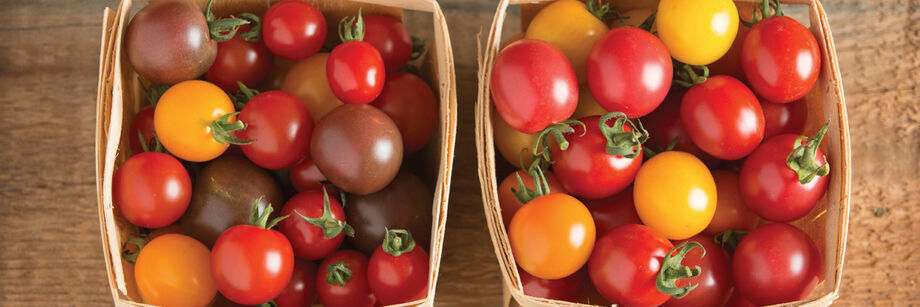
[786,121,830,184]
[255,301,278,307]
[204,0,251,42]
[532,120,586,162]
[211,112,253,146]
[296,187,355,239]
[237,13,262,42]
[230,81,261,108]
[511,163,552,204]
[673,63,709,88]
[138,78,169,107]
[382,228,417,257]
[247,197,289,229]
[121,237,148,264]
[656,242,705,298]
[714,229,748,255]
[338,8,366,43]
[638,10,657,32]
[587,0,612,21]
[410,36,426,61]
[599,112,648,158]
[325,261,353,286]
[741,0,784,27]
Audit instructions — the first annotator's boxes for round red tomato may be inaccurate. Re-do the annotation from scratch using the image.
[368,229,430,305]
[733,223,822,305]
[640,86,718,166]
[237,90,313,170]
[662,235,732,307]
[518,266,586,302]
[206,32,273,91]
[490,39,577,134]
[371,72,438,154]
[275,259,317,307]
[211,204,294,305]
[586,26,672,118]
[327,13,385,104]
[582,188,641,237]
[290,157,334,192]
[262,0,327,60]
[551,115,643,200]
[742,15,820,103]
[363,14,412,72]
[680,75,764,160]
[739,126,830,222]
[278,189,351,260]
[317,250,376,307]
[113,152,191,228]
[128,106,155,154]
[762,98,808,138]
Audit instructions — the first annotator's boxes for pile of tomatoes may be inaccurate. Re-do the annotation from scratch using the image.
[491,0,830,306]
[113,0,439,306]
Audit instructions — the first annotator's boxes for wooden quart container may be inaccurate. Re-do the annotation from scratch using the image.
[95,0,457,306]
[475,0,851,306]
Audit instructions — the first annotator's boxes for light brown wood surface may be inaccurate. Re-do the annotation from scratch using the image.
[0,0,914,306]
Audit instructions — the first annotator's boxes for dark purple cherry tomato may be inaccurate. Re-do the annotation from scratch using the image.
[346,171,432,255]
[262,0,327,61]
[363,15,412,72]
[680,75,765,160]
[206,31,273,91]
[742,13,821,103]
[371,72,438,154]
[125,0,216,84]
[237,90,313,170]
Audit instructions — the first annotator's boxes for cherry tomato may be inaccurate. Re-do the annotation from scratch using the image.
[634,151,716,240]
[657,0,739,65]
[680,75,765,160]
[278,189,350,260]
[490,39,577,134]
[128,106,155,155]
[498,169,566,229]
[552,116,643,200]
[113,152,191,228]
[640,86,718,166]
[742,14,820,103]
[740,128,830,222]
[582,188,641,237]
[237,90,313,170]
[509,193,595,280]
[275,259,317,307]
[733,223,822,305]
[518,266,586,302]
[725,291,758,307]
[262,0,327,60]
[371,72,438,154]
[154,80,238,162]
[125,0,215,84]
[135,234,216,307]
[363,15,412,72]
[662,236,732,307]
[345,171,433,255]
[492,109,538,169]
[290,157,334,192]
[703,170,759,235]
[281,53,343,123]
[525,0,608,83]
[327,13,385,104]
[571,84,606,119]
[317,250,376,307]
[211,205,294,305]
[586,26,672,118]
[762,98,808,138]
[206,28,272,91]
[368,229,430,305]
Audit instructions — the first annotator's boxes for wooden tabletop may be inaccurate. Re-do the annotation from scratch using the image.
[0,0,916,305]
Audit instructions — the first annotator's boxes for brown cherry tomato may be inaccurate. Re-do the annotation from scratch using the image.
[281,53,343,123]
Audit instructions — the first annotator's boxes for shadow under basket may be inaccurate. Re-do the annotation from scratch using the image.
[95,0,457,306]
[474,0,851,306]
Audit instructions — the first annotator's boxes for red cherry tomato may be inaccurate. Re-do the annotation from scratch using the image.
[128,106,155,154]
[680,75,765,160]
[278,189,350,260]
[725,291,758,307]
[275,259,317,307]
[368,229,430,305]
[113,152,191,228]
[237,90,313,170]
[290,157,334,192]
[262,0,327,61]
[317,250,376,307]
[490,39,578,134]
[518,266,586,302]
[206,32,273,91]
[640,86,718,166]
[586,26,672,118]
[740,127,830,222]
[582,188,641,237]
[742,15,821,103]
[211,205,294,305]
[327,13,385,104]
[363,15,412,72]
[762,98,808,138]
[371,72,438,154]
[733,223,822,305]
[551,116,643,200]
[662,236,732,307]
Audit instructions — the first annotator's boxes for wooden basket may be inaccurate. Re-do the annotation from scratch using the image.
[95,0,457,306]
[474,0,851,306]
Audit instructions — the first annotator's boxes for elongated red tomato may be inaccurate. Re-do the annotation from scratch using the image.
[551,116,643,200]
[586,26,672,118]
[733,223,822,305]
[327,13,385,104]
[742,14,820,103]
[262,0,327,61]
[317,250,376,307]
[363,15,412,72]
[237,90,313,170]
[662,236,732,307]
[113,152,191,228]
[278,189,351,260]
[368,229,430,305]
[680,75,764,160]
[490,39,578,134]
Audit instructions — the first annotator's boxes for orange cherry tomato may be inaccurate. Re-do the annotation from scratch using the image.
[498,169,567,228]
[525,0,608,83]
[281,53,343,123]
[154,80,237,162]
[704,170,760,235]
[633,151,717,240]
[492,109,537,169]
[509,193,595,280]
[135,234,216,307]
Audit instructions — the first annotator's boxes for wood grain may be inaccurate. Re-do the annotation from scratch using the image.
[0,0,915,306]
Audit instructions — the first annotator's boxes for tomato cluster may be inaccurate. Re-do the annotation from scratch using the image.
[491,0,829,306]
[117,1,437,305]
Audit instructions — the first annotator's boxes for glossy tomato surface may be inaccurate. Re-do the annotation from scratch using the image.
[262,0,327,60]
[363,15,412,72]
[703,170,759,235]
[742,15,821,103]
[509,193,595,280]
[211,225,294,305]
[525,0,608,83]
[657,0,739,65]
[345,171,433,255]
[281,53,343,123]
[113,152,191,228]
[135,234,216,307]
[662,236,733,307]
[368,239,430,305]
[279,190,348,260]
[125,0,215,84]
[634,151,716,240]
[640,86,718,166]
[327,41,386,104]
[317,250,376,307]
[237,90,312,170]
[680,75,764,160]
[371,72,438,154]
[763,98,808,138]
[154,80,236,162]
[275,259,317,307]
[582,188,641,237]
[733,223,822,305]
[206,34,272,91]
[588,224,673,307]
[498,169,566,229]
[518,266,586,302]
[552,116,643,200]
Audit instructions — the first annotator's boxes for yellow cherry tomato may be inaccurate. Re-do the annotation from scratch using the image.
[154,80,237,162]
[509,193,595,280]
[633,151,716,240]
[135,234,216,307]
[281,53,343,123]
[493,109,537,169]
[525,0,608,83]
[571,84,606,119]
[657,0,738,65]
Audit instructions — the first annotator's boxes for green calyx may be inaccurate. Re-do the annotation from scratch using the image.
[237,13,262,42]
[121,237,148,264]
[656,242,705,299]
[637,10,657,32]
[204,0,251,42]
[296,187,355,239]
[741,0,784,27]
[410,36,426,61]
[255,301,277,307]
[137,130,164,154]
[382,228,417,257]
[599,112,648,158]
[230,81,261,109]
[587,0,612,21]
[247,197,289,229]
[714,229,748,255]
[673,63,709,88]
[138,77,169,106]
[786,121,830,184]
[210,112,253,146]
[326,261,353,286]
[511,160,552,204]
[642,136,679,159]
[338,8,366,42]
[532,119,586,162]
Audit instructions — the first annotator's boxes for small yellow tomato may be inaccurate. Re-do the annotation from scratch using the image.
[657,0,738,65]
[135,234,216,307]
[281,53,343,123]
[154,80,237,162]
[633,151,716,240]
[525,0,608,83]
[509,193,595,280]
[571,84,607,119]
[493,109,537,169]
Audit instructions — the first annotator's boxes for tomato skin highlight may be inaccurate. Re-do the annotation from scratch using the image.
[135,234,217,307]
[640,86,718,167]
[680,75,765,160]
[657,0,739,66]
[662,236,733,307]
[278,190,347,260]
[113,152,191,228]
[551,116,643,200]
[509,193,595,280]
[368,243,430,305]
[742,15,821,103]
[490,39,578,134]
[154,80,237,162]
[316,250,376,307]
[363,15,412,72]
[634,151,717,240]
[124,0,215,85]
[237,90,313,170]
[327,41,386,104]
[733,223,822,305]
[211,225,295,305]
[262,0,327,61]
[206,34,273,91]
[588,224,672,307]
